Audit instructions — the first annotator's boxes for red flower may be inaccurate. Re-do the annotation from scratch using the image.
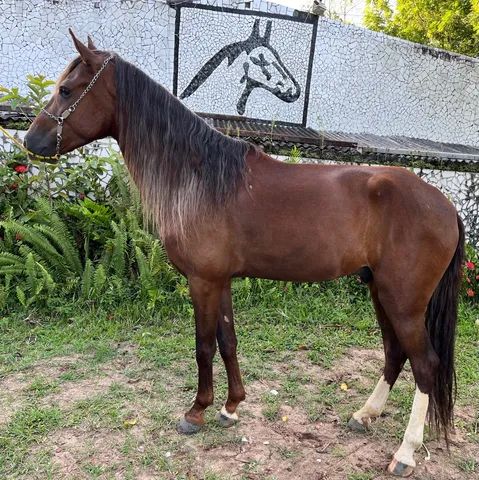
[79,193,85,200]
[476,275,479,281]
[466,288,475,297]
[14,164,29,174]
[15,233,22,241]
[9,183,18,190]
[466,261,475,270]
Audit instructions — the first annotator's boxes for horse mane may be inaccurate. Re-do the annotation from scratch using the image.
[114,56,251,239]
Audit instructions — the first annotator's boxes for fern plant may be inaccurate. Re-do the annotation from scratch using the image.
[102,220,128,278]
[0,199,82,279]
[0,199,81,307]
[0,150,187,312]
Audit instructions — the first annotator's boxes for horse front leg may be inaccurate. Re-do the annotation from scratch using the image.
[177,277,223,434]
[215,282,246,427]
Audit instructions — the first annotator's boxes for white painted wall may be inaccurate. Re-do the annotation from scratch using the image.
[1,0,478,146]
[308,18,479,146]
[0,0,175,91]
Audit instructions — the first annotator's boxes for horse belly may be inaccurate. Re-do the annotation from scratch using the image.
[235,211,368,282]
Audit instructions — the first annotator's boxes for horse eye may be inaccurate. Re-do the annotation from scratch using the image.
[59,86,71,99]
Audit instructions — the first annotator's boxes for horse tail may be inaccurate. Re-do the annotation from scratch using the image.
[426,214,465,443]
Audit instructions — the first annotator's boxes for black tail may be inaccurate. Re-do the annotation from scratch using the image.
[426,214,465,443]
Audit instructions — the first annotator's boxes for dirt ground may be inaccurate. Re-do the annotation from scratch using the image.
[1,346,478,479]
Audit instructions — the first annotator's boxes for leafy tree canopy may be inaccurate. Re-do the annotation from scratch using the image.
[364,0,479,57]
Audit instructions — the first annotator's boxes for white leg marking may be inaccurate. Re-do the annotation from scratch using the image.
[223,315,230,323]
[353,375,391,425]
[221,405,238,421]
[393,387,429,468]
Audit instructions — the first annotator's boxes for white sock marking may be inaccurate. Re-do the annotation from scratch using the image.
[221,405,238,421]
[393,387,429,467]
[353,375,390,425]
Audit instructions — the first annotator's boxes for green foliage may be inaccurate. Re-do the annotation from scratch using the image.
[364,0,393,31]
[0,145,185,312]
[0,74,54,115]
[286,145,302,164]
[464,244,478,303]
[364,1,479,57]
[1,146,475,312]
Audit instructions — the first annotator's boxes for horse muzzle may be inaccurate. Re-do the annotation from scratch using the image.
[24,129,58,162]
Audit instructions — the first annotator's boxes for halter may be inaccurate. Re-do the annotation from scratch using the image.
[41,54,114,159]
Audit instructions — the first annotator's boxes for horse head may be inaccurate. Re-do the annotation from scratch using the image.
[24,30,116,160]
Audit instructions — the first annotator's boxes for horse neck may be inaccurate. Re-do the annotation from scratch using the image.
[114,58,249,240]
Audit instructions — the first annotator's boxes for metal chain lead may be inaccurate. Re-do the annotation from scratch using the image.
[42,54,114,158]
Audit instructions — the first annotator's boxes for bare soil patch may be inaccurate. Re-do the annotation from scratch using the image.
[182,372,478,480]
[49,427,126,479]
[2,347,477,479]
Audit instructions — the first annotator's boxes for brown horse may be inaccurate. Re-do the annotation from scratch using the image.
[24,32,464,477]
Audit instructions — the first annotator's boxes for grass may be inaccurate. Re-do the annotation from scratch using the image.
[0,278,478,479]
[457,457,477,473]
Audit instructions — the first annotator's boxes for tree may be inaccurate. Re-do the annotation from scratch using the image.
[323,1,355,22]
[364,1,479,57]
[363,0,393,31]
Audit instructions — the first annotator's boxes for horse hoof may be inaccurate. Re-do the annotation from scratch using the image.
[387,458,414,477]
[215,410,238,428]
[348,416,367,433]
[177,417,202,435]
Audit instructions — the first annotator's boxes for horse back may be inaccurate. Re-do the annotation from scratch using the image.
[166,152,458,283]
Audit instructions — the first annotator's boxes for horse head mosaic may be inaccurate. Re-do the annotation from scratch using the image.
[180,19,301,115]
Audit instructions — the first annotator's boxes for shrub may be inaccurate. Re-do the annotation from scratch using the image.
[1,75,477,313]
[0,146,185,313]
[464,244,479,303]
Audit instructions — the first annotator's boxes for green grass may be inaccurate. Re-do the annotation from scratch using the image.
[0,278,477,479]
[347,473,375,480]
[0,405,62,474]
[457,457,477,473]
[27,376,60,398]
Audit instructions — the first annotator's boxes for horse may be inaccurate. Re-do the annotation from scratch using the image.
[179,19,301,115]
[24,31,464,477]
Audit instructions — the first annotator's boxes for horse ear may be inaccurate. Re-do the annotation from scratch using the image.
[250,19,260,40]
[87,35,97,50]
[69,29,96,65]
[263,21,272,44]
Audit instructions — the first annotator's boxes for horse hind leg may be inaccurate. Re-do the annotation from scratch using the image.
[349,283,407,432]
[375,280,441,477]
[386,319,438,477]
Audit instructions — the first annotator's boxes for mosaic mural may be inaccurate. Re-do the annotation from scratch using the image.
[0,0,175,91]
[416,169,479,248]
[179,19,301,115]
[309,18,479,146]
[176,4,315,123]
